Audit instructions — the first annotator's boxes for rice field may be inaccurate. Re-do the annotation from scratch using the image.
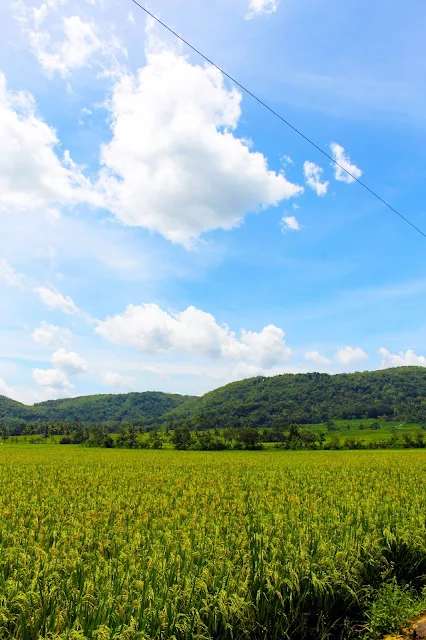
[0,446,425,640]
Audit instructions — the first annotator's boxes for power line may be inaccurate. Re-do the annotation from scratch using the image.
[129,0,426,241]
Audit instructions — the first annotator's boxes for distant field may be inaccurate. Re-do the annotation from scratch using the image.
[0,446,425,639]
[303,418,424,443]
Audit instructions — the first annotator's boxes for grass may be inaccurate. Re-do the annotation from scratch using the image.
[0,446,426,639]
[307,419,424,443]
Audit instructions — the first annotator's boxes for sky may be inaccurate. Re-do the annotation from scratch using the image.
[1,0,426,404]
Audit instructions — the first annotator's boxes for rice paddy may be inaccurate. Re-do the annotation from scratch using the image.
[0,446,425,639]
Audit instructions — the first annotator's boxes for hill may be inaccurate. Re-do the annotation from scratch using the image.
[0,391,191,426]
[0,395,38,422]
[165,367,426,429]
[2,367,426,430]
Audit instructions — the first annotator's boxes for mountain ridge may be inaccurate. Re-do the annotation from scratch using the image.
[0,391,192,425]
[2,366,426,427]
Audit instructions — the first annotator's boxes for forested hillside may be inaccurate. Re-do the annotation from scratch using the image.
[0,392,191,426]
[2,367,426,429]
[165,367,426,429]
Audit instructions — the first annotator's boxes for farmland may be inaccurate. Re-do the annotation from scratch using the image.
[0,446,425,639]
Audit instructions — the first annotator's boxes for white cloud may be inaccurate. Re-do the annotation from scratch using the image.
[330,142,362,184]
[41,386,73,399]
[214,360,317,386]
[13,0,126,79]
[97,38,302,246]
[35,286,79,314]
[32,367,73,388]
[304,350,331,365]
[303,161,329,196]
[0,258,25,288]
[52,348,89,373]
[335,345,368,365]
[246,0,278,19]
[281,215,301,232]
[240,325,291,367]
[0,377,71,403]
[231,363,268,379]
[101,371,134,389]
[28,15,102,78]
[0,72,92,215]
[31,322,72,347]
[378,348,426,369]
[96,304,291,367]
[0,378,16,399]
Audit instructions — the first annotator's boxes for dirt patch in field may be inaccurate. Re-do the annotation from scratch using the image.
[383,613,426,639]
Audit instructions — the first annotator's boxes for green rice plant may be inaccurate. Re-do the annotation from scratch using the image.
[0,447,425,639]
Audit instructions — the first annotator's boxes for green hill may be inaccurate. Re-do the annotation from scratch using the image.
[165,367,426,429]
[0,395,38,422]
[2,367,426,429]
[0,391,191,425]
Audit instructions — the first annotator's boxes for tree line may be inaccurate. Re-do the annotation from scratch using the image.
[3,421,426,451]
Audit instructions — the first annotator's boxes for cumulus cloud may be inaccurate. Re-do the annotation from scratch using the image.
[378,348,426,369]
[101,371,134,389]
[97,37,302,246]
[239,325,291,367]
[281,215,301,232]
[0,378,16,399]
[304,351,331,365]
[0,258,25,288]
[52,348,89,374]
[330,142,362,184]
[31,322,72,347]
[96,304,291,367]
[0,72,93,215]
[13,0,125,79]
[34,286,79,314]
[335,345,368,365]
[32,367,73,388]
[246,0,278,19]
[303,161,329,196]
[28,15,102,78]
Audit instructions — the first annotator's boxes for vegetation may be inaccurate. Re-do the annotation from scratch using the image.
[0,446,425,639]
[2,418,426,452]
[2,367,426,438]
[3,368,426,434]
[0,391,191,430]
[166,366,426,429]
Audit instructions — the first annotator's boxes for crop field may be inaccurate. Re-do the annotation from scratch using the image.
[0,447,426,640]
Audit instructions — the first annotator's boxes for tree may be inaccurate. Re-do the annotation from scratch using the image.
[234,428,262,450]
[0,423,9,440]
[117,425,140,448]
[288,424,300,439]
[171,426,192,450]
[415,431,425,448]
[298,428,318,449]
[149,430,163,449]
[328,434,341,450]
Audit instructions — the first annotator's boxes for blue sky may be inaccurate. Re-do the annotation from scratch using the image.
[1,0,426,403]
